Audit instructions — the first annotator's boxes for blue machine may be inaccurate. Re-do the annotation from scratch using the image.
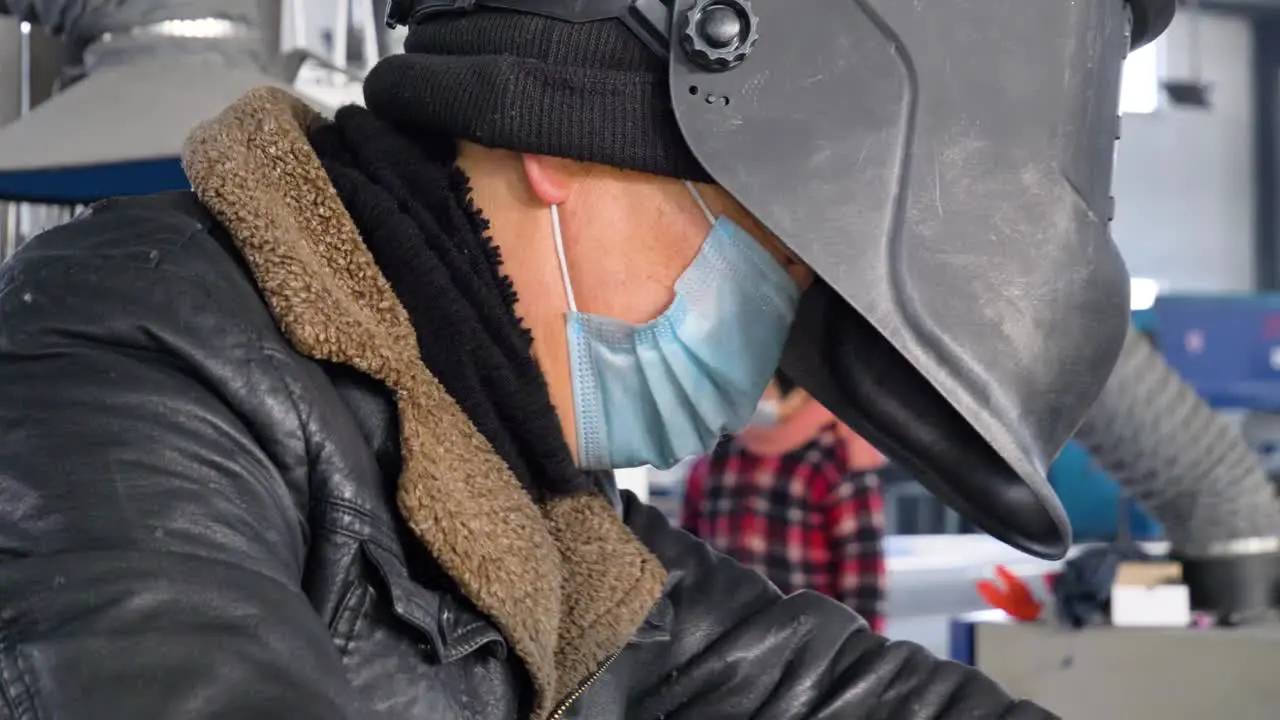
[1146,294,1280,412]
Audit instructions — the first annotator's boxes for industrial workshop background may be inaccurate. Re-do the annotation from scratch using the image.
[4,2,1280,718]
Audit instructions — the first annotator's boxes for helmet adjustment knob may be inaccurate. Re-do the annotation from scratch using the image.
[681,0,759,72]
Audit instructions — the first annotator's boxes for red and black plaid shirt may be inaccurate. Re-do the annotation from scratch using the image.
[681,424,886,632]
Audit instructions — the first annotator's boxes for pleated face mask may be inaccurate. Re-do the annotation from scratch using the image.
[553,182,801,470]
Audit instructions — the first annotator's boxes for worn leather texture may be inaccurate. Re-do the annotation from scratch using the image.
[0,192,1056,718]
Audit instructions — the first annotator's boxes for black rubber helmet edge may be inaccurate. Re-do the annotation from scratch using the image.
[1133,0,1176,49]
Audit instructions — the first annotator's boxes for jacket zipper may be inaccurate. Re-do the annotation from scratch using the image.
[546,648,625,719]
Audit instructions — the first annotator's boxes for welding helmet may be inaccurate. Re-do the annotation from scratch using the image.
[385,0,1175,559]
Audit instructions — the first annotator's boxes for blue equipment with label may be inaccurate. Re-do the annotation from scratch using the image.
[1147,294,1280,413]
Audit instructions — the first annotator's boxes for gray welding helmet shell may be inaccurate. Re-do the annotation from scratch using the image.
[385,0,1175,560]
[697,0,1172,561]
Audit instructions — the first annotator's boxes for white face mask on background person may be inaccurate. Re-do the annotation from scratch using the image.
[748,398,782,427]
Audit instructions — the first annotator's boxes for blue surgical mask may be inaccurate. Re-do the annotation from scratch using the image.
[552,182,800,470]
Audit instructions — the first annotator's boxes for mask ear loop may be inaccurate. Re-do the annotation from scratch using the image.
[554,184,713,314]
[550,204,578,313]
[684,181,716,226]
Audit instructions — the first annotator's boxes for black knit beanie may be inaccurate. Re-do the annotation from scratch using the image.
[361,9,712,182]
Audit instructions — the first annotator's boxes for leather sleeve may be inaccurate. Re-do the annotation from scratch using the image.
[621,494,1057,719]
[0,207,357,719]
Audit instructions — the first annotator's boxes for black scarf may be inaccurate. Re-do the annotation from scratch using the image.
[308,105,588,502]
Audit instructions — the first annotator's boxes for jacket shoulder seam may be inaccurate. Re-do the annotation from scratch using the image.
[260,345,316,537]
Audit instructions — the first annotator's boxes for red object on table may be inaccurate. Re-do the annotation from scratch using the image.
[976,564,1043,622]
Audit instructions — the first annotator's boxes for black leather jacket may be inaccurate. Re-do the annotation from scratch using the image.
[0,189,1053,719]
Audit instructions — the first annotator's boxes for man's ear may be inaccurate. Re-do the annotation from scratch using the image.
[521,154,584,206]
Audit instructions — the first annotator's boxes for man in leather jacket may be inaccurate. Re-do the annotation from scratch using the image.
[0,1,1173,718]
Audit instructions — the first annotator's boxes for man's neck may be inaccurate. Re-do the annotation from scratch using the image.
[457,143,582,463]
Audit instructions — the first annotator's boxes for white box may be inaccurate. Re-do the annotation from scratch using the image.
[1110,582,1192,627]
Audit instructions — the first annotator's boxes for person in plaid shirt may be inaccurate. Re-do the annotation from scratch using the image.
[681,370,887,631]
